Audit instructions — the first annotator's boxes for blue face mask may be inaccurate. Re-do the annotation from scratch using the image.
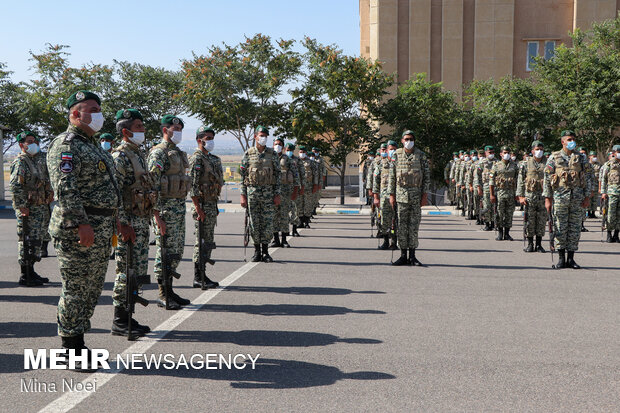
[381,152,388,158]
[566,141,577,151]
[388,149,395,158]
[286,151,293,158]
[100,141,111,151]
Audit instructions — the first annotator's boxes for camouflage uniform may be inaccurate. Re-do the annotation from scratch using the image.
[489,160,518,231]
[589,160,601,216]
[47,125,120,337]
[313,155,326,211]
[240,146,281,244]
[600,158,620,232]
[33,151,53,246]
[444,159,455,204]
[274,152,300,233]
[474,157,496,227]
[462,159,475,218]
[147,140,190,281]
[516,157,547,238]
[368,156,382,233]
[450,158,463,210]
[373,156,396,247]
[299,156,318,221]
[111,141,157,309]
[292,154,306,229]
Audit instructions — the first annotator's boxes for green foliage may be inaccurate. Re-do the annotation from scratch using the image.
[0,63,30,153]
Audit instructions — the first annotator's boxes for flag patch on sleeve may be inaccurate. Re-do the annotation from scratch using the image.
[61,152,73,161]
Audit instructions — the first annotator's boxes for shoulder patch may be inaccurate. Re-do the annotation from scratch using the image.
[63,133,77,143]
[60,160,73,173]
[61,152,73,161]
[155,161,164,170]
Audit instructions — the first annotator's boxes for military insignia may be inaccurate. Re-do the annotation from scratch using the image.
[155,161,163,170]
[195,164,201,170]
[60,160,73,173]
[76,91,85,100]
[123,110,131,119]
[61,152,73,161]
[98,160,107,172]
[172,118,179,125]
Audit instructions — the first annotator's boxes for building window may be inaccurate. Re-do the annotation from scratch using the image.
[526,42,539,71]
[544,41,556,60]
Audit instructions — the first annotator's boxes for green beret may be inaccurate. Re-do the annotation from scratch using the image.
[484,145,494,151]
[544,152,550,156]
[255,125,269,135]
[115,108,143,122]
[531,140,544,148]
[66,90,101,110]
[298,145,307,151]
[380,143,388,149]
[312,147,319,151]
[452,151,458,155]
[16,130,37,142]
[577,146,585,152]
[274,137,284,143]
[375,150,380,155]
[470,150,477,155]
[459,150,465,154]
[613,145,620,151]
[285,143,295,150]
[501,145,511,152]
[99,133,114,141]
[387,140,398,147]
[401,130,415,138]
[196,125,215,136]
[478,149,484,153]
[161,114,184,127]
[589,151,596,156]
[561,130,575,137]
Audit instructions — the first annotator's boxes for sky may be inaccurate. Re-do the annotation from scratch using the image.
[1,0,360,150]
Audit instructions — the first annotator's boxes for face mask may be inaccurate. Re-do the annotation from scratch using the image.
[534,149,544,158]
[388,149,395,158]
[205,140,215,152]
[286,151,293,158]
[368,156,374,161]
[592,157,597,163]
[464,156,470,162]
[274,144,283,153]
[313,152,319,157]
[257,136,268,146]
[171,130,183,144]
[26,143,40,155]
[487,154,495,160]
[616,153,620,160]
[300,153,307,159]
[129,131,145,145]
[83,111,104,132]
[566,141,577,150]
[511,155,517,161]
[381,152,388,158]
[472,156,478,161]
[503,153,511,161]
[403,141,414,150]
[100,141,111,151]
[454,157,458,161]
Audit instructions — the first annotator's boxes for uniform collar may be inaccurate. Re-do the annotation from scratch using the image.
[67,124,95,144]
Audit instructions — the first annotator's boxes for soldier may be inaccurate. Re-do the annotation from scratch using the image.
[464,150,477,220]
[543,130,593,268]
[240,126,281,262]
[271,138,300,248]
[291,143,306,237]
[47,90,120,368]
[600,145,620,243]
[99,133,115,153]
[457,150,472,218]
[588,151,601,218]
[11,131,51,286]
[31,135,53,258]
[297,145,318,229]
[147,114,190,310]
[475,145,497,231]
[374,140,398,250]
[577,147,591,232]
[444,153,457,206]
[388,130,430,266]
[517,141,547,252]
[490,146,518,241]
[312,147,327,215]
[110,109,160,337]
[189,125,222,288]
[473,149,485,224]
[450,150,464,211]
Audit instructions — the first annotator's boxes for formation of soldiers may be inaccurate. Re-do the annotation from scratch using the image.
[9,90,328,371]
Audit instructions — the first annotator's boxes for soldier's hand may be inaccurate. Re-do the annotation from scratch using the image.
[451,179,455,184]
[78,224,95,248]
[155,215,166,236]
[518,196,527,205]
[312,184,318,194]
[421,193,428,207]
[240,194,248,208]
[581,197,590,208]
[477,187,483,196]
[545,197,552,213]
[389,194,396,208]
[120,224,136,243]
[490,195,497,204]
[19,208,29,217]
[373,195,380,207]
[274,194,281,206]
[197,207,206,222]
[601,193,608,201]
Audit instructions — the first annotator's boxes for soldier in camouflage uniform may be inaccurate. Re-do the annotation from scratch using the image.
[147,114,190,310]
[490,145,518,241]
[290,143,306,237]
[271,138,300,248]
[240,126,281,262]
[474,145,497,231]
[372,145,388,237]
[388,130,430,266]
[450,151,464,211]
[600,144,620,243]
[374,140,398,250]
[473,149,485,224]
[588,151,601,218]
[516,141,547,253]
[297,145,318,229]
[189,125,222,289]
[543,130,594,268]
[110,109,160,337]
[444,153,456,206]
[456,150,469,217]
[311,147,327,215]
[47,91,120,369]
[11,131,52,286]
[463,150,477,220]
[31,135,53,258]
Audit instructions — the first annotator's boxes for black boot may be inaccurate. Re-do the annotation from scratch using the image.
[495,228,504,241]
[149,239,156,245]
[303,216,311,228]
[556,249,566,269]
[566,251,581,269]
[590,211,597,218]
[169,278,190,306]
[378,235,390,250]
[504,228,514,241]
[409,248,422,266]
[41,241,49,258]
[18,265,43,286]
[490,221,495,230]
[261,244,273,262]
[109,251,115,260]
[460,209,465,217]
[389,235,398,250]
[483,222,492,231]
[613,230,620,243]
[251,244,262,262]
[292,225,300,237]
[111,306,147,338]
[392,249,408,266]
[156,281,181,310]
[524,237,534,252]
[269,232,281,248]
[59,335,98,372]
[281,233,290,248]
[581,223,588,232]
[535,236,546,253]
[193,263,218,289]
[31,264,49,283]
[606,230,613,243]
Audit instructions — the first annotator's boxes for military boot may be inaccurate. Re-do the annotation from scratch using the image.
[408,248,422,266]
[18,265,43,287]
[41,241,49,258]
[59,335,99,372]
[392,249,408,266]
[193,263,218,289]
[303,216,311,228]
[495,228,504,241]
[606,230,613,243]
[292,225,300,237]
[269,232,281,247]
[566,251,581,269]
[524,237,534,252]
[389,235,398,250]
[460,209,465,217]
[261,244,273,263]
[157,281,181,310]
[589,211,597,218]
[111,306,147,338]
[281,233,291,248]
[504,228,514,241]
[378,235,390,250]
[31,264,49,283]
[251,244,262,262]
[581,223,588,232]
[535,236,546,253]
[483,222,492,231]
[169,279,190,306]
[613,230,620,243]
[556,249,566,269]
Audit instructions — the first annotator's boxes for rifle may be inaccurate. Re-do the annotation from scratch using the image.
[161,233,181,310]
[198,217,216,290]
[548,207,556,268]
[601,196,608,242]
[243,207,250,262]
[21,215,40,286]
[126,238,149,341]
[522,202,529,248]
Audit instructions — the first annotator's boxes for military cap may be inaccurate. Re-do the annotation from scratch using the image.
[470,150,477,155]
[561,130,575,137]
[160,114,184,127]
[501,145,511,152]
[589,150,596,156]
[613,144,620,151]
[196,125,215,136]
[298,145,307,151]
[577,146,585,152]
[478,148,484,153]
[66,90,101,110]
[115,108,143,122]
[375,150,380,155]
[484,145,494,151]
[16,130,37,142]
[401,130,415,138]
[312,147,319,151]
[452,151,458,155]
[544,151,550,156]
[285,142,295,150]
[531,140,544,148]
[99,133,114,141]
[387,140,398,147]
[255,125,269,135]
[459,150,465,154]
[274,137,285,143]
[381,143,388,149]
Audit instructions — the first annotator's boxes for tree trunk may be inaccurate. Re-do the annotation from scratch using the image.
[340,166,346,205]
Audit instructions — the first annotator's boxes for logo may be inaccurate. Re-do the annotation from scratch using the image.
[124,110,131,119]
[75,91,85,100]
[60,161,73,173]
[61,152,73,161]
[98,160,107,172]
[172,118,180,125]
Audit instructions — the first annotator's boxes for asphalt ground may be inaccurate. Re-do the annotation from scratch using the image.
[0,209,618,412]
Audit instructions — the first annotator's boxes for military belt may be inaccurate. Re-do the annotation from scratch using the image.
[84,206,117,217]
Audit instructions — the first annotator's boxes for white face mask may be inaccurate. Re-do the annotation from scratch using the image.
[299,152,307,159]
[472,156,478,161]
[511,155,517,161]
[503,153,511,161]
[388,149,395,158]
[534,149,544,158]
[257,136,268,146]
[101,141,112,151]
[26,143,40,155]
[487,153,495,160]
[286,151,293,158]
[171,130,183,144]
[591,157,597,163]
[274,144,283,153]
[83,111,104,132]
[129,131,145,146]
[464,156,470,162]
[205,140,215,152]
[368,156,374,161]
[403,141,414,150]
[616,152,620,160]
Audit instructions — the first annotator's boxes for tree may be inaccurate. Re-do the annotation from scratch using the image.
[288,38,393,204]
[0,63,30,153]
[181,34,302,151]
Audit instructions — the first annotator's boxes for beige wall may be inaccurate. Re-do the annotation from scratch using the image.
[473,0,515,81]
[409,0,432,78]
[574,0,618,30]
[442,0,464,97]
